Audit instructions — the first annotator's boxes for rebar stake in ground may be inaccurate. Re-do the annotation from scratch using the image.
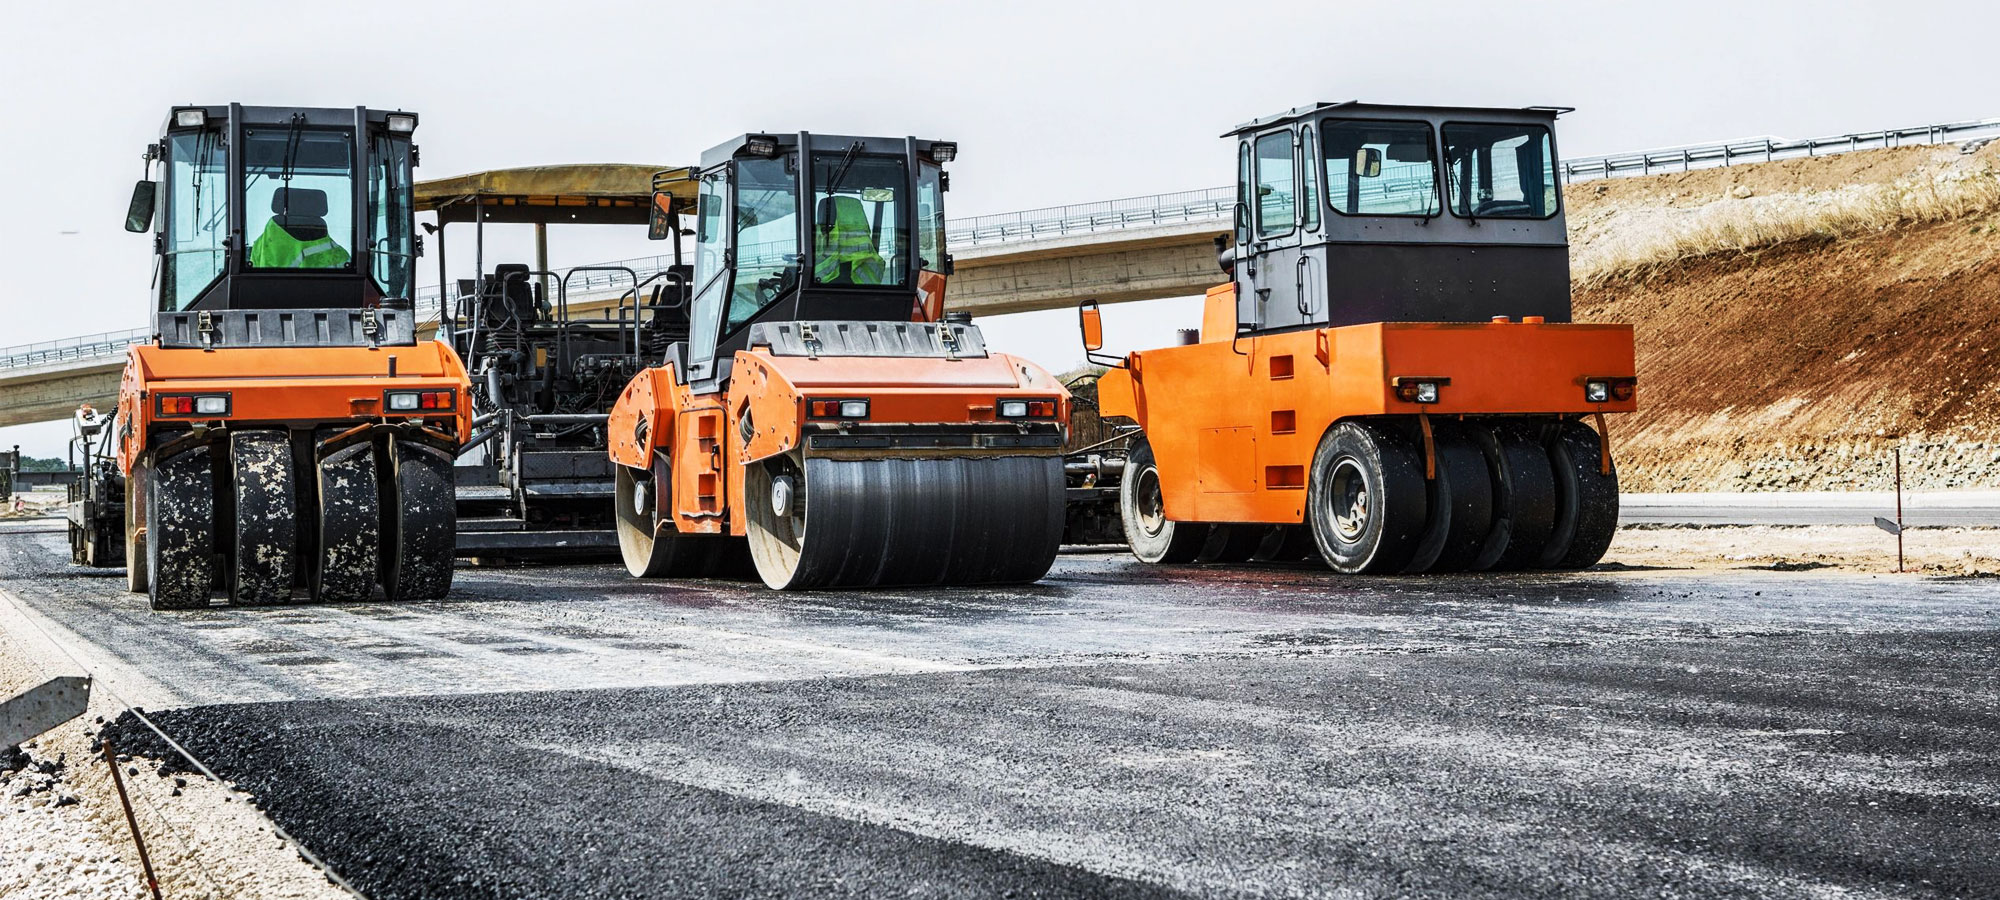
[102,735,163,900]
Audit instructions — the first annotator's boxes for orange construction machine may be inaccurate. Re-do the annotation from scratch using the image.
[95,104,471,609]
[608,133,1071,590]
[1089,102,1635,573]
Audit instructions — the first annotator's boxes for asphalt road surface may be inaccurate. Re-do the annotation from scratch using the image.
[5,518,1996,898]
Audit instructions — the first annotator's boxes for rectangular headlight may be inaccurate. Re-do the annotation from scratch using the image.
[838,399,870,418]
[173,108,206,128]
[386,113,417,133]
[930,142,958,163]
[1414,382,1439,404]
[193,395,229,415]
[387,391,421,411]
[1585,381,1610,403]
[998,400,1028,418]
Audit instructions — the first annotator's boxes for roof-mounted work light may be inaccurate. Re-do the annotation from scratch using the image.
[930,142,957,163]
[744,134,779,157]
[172,108,207,129]
[386,113,417,133]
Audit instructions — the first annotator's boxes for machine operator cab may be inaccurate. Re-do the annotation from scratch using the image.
[1220,101,1572,335]
[648,132,957,390]
[125,104,420,320]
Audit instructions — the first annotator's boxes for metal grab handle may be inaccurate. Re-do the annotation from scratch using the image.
[1295,255,1312,317]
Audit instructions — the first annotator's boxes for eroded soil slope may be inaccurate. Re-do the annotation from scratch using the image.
[1568,142,2000,490]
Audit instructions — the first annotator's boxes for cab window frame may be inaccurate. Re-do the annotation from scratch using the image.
[1251,128,1298,240]
[1318,117,1444,220]
[1439,120,1561,221]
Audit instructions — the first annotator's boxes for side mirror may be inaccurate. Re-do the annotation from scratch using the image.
[1079,300,1105,352]
[647,192,676,241]
[124,180,157,233]
[1355,147,1383,178]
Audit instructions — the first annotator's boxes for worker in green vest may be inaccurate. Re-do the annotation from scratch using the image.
[814,196,886,285]
[250,187,351,269]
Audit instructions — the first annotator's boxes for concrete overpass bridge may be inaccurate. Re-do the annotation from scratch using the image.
[7,113,1996,428]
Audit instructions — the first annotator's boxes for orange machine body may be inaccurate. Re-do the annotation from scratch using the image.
[1097,283,1635,525]
[115,340,473,472]
[608,347,1069,537]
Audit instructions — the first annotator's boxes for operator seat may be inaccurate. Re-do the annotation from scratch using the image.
[271,187,330,240]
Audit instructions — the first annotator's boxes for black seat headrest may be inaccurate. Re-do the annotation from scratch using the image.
[271,187,328,218]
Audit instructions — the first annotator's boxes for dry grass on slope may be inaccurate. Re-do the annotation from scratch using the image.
[1565,140,2000,286]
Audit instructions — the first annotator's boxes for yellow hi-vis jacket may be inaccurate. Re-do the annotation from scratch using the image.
[813,196,886,285]
[249,220,351,269]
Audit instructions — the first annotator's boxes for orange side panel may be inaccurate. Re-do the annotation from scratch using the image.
[1200,282,1237,343]
[1126,321,1637,525]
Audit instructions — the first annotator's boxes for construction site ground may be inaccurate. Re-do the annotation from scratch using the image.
[4,515,1995,899]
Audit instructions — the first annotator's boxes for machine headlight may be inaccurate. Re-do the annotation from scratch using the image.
[386,113,417,133]
[173,108,206,129]
[1585,381,1610,403]
[157,393,229,417]
[1414,382,1439,404]
[387,392,422,411]
[998,400,1028,418]
[744,134,779,157]
[930,142,958,163]
[996,398,1058,419]
[808,398,870,420]
[1392,377,1448,404]
[194,396,229,415]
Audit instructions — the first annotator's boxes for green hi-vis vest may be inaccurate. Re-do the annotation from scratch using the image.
[249,219,351,269]
[813,196,887,285]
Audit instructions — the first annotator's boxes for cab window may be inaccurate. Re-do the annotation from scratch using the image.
[916,163,945,272]
[726,157,800,334]
[1443,123,1558,219]
[810,153,910,288]
[1321,120,1440,217]
[242,129,356,271]
[162,131,229,310]
[1253,131,1295,237]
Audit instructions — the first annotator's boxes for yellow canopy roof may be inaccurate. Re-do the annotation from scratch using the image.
[414,164,697,225]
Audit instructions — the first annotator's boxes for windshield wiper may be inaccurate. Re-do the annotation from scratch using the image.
[820,141,863,198]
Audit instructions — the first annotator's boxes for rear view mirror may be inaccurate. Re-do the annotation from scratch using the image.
[647,191,675,241]
[1355,148,1383,178]
[1079,301,1104,352]
[125,180,157,233]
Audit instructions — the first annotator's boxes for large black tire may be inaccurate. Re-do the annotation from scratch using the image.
[125,462,149,594]
[1119,440,1209,564]
[229,431,297,606]
[313,442,381,603]
[1474,422,1559,571]
[1307,421,1428,574]
[384,437,455,601]
[1539,420,1620,570]
[1197,525,1264,564]
[1401,422,1495,574]
[615,456,717,578]
[146,449,214,611]
[1253,525,1317,562]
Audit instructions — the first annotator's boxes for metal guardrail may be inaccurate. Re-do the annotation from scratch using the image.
[11,114,1998,371]
[0,328,150,370]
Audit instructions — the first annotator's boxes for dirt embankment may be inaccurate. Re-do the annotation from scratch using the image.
[1566,141,2000,491]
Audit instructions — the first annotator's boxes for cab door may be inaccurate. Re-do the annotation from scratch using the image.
[1240,127,1313,332]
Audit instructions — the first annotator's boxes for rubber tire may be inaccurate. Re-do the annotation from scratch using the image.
[1400,422,1494,574]
[125,462,149,594]
[1197,525,1263,564]
[1475,422,1559,572]
[384,437,455,601]
[146,449,213,611]
[1120,440,1209,564]
[313,442,381,603]
[1307,420,1427,574]
[615,457,716,578]
[229,431,297,606]
[1253,525,1317,562]
[1540,420,1620,570]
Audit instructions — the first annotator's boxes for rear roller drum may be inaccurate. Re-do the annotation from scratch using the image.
[616,456,717,578]
[229,431,297,606]
[1120,440,1210,564]
[313,442,381,603]
[1401,422,1495,574]
[1472,423,1558,572]
[1540,420,1620,570]
[1307,421,1427,574]
[145,448,214,611]
[746,452,1065,591]
[384,437,455,601]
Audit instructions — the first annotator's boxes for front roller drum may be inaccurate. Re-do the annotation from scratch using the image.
[230,430,297,605]
[314,442,381,603]
[146,449,214,610]
[384,437,455,601]
[616,456,726,578]
[745,453,1065,591]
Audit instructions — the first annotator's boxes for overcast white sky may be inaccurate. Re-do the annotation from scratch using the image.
[2,0,1994,457]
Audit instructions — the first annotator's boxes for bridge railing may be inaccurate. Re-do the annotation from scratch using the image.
[15,114,2000,365]
[0,327,151,370]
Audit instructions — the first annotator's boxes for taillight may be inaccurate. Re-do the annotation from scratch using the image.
[997,398,1059,419]
[808,398,870,420]
[385,389,456,413]
[1391,377,1449,404]
[157,393,229,417]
